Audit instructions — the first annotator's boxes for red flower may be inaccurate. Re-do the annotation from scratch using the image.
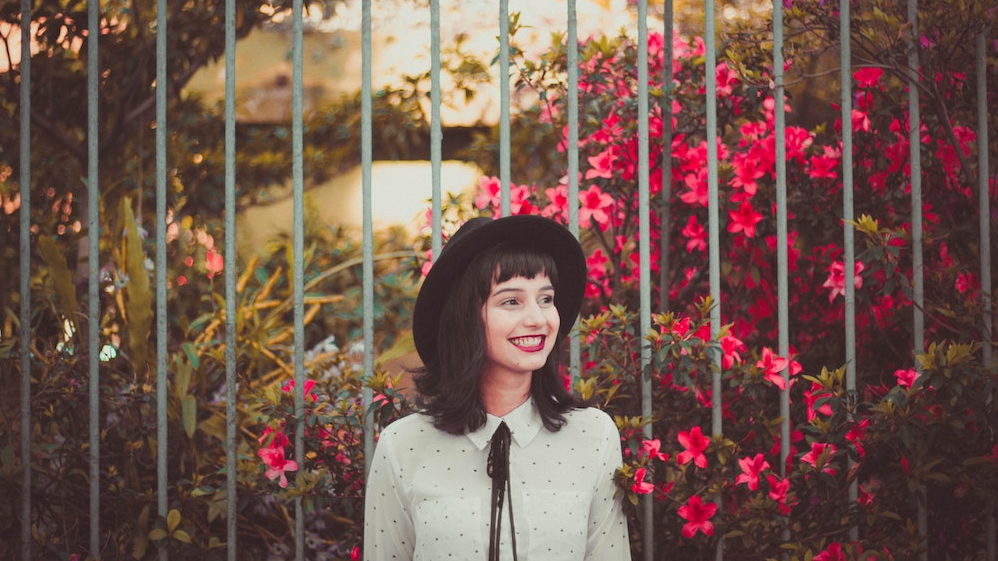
[756,347,793,390]
[578,185,614,230]
[640,438,670,462]
[823,260,865,303]
[766,474,792,515]
[854,67,884,89]
[681,215,707,253]
[258,444,299,488]
[801,442,837,476]
[893,368,920,388]
[585,147,618,179]
[814,542,846,561]
[631,467,654,495]
[677,426,710,469]
[677,495,718,537]
[720,334,746,370]
[727,201,763,238]
[282,379,317,402]
[736,453,770,490]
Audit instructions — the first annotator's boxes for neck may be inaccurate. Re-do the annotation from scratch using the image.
[480,370,532,418]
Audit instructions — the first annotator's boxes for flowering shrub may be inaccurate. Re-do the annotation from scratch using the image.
[428,13,997,559]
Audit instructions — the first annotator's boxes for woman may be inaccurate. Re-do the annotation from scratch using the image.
[364,215,630,561]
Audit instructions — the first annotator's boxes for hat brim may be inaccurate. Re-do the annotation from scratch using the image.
[412,215,587,364]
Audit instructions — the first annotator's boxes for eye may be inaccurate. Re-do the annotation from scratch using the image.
[539,294,555,305]
[501,297,520,306]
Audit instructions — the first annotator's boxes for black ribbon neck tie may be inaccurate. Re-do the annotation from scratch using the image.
[487,421,518,561]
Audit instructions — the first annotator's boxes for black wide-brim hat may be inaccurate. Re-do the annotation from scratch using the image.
[412,215,587,365]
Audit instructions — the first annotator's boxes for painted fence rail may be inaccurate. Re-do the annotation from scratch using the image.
[5,0,996,560]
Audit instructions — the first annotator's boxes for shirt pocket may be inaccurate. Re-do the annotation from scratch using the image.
[523,489,591,561]
[412,496,485,560]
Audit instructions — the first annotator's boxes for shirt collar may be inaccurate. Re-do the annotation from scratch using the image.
[466,397,542,450]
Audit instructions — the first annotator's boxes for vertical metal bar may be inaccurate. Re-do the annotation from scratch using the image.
[704,0,722,441]
[905,0,927,555]
[223,0,238,556]
[659,0,674,312]
[291,0,305,557]
[18,0,33,557]
[567,0,581,386]
[907,0,924,359]
[87,0,102,556]
[155,0,170,557]
[361,0,375,482]
[838,0,859,542]
[634,3,654,559]
[704,1,723,558]
[774,0,791,480]
[976,29,995,561]
[498,0,511,216]
[636,4,654,561]
[430,0,442,257]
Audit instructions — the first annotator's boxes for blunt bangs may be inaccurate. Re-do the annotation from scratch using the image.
[480,244,561,298]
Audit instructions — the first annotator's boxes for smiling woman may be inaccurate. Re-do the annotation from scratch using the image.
[363,215,630,561]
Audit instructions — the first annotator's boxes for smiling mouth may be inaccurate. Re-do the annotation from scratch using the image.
[510,335,546,350]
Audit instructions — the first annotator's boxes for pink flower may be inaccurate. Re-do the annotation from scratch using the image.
[542,185,568,221]
[736,454,770,490]
[585,147,618,179]
[823,260,865,303]
[631,467,654,495]
[258,445,299,488]
[205,248,224,279]
[766,474,792,515]
[730,151,766,195]
[475,176,501,210]
[640,438,670,462]
[801,442,837,476]
[814,542,846,561]
[854,67,883,89]
[681,215,707,253]
[578,185,614,230]
[804,385,833,421]
[755,347,800,390]
[720,334,746,370]
[282,379,317,402]
[852,109,871,133]
[680,169,710,207]
[351,546,360,561]
[845,418,869,459]
[677,495,718,537]
[893,368,920,388]
[677,426,710,469]
[727,201,764,238]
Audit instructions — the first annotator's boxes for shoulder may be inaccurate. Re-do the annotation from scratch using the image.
[562,406,619,436]
[375,412,438,447]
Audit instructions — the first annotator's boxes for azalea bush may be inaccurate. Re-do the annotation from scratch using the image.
[429,12,997,560]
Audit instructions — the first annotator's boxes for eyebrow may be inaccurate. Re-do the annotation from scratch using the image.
[490,284,556,297]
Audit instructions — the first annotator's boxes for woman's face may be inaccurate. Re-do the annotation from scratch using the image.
[480,273,560,381]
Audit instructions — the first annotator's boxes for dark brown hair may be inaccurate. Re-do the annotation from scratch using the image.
[412,242,582,435]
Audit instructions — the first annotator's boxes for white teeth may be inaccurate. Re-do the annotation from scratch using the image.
[511,336,543,347]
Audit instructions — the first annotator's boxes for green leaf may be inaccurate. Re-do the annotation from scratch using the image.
[167,509,182,532]
[38,235,80,319]
[182,342,200,369]
[148,529,168,541]
[182,395,197,438]
[119,197,153,374]
[172,530,192,544]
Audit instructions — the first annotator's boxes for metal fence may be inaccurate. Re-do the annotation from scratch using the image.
[12,0,995,560]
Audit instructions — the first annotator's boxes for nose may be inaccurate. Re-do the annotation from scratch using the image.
[522,301,545,326]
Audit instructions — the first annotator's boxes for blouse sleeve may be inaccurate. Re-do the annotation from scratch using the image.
[363,424,415,561]
[584,411,631,561]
